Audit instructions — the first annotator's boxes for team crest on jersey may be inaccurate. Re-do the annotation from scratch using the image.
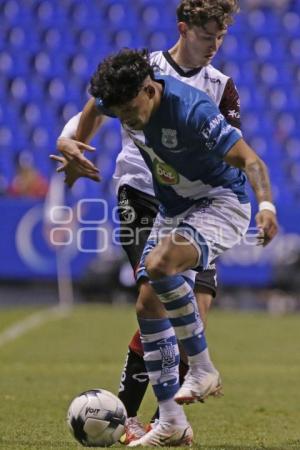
[161,129,178,148]
[154,158,179,185]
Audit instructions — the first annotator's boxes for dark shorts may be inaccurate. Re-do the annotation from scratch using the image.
[117,184,217,297]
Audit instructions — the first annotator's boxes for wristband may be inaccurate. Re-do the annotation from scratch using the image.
[59,112,82,139]
[258,201,276,214]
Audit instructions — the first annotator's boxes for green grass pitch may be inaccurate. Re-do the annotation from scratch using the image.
[0,304,299,449]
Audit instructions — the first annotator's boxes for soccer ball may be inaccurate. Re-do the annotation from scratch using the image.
[67,389,127,447]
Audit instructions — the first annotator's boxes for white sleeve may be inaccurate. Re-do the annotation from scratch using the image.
[58,112,82,139]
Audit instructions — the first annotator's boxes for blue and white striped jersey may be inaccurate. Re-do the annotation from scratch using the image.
[95,50,241,197]
[125,75,248,217]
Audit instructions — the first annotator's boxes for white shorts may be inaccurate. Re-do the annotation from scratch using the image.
[136,196,251,280]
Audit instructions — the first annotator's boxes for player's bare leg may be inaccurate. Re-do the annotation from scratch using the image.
[195,288,213,330]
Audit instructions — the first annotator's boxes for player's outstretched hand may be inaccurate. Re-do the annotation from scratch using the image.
[255,210,278,246]
[49,155,101,188]
[57,137,99,173]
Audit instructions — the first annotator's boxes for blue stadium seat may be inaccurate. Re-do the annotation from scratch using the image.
[220,60,244,84]
[283,136,300,160]
[40,27,75,53]
[105,2,136,27]
[238,84,266,111]
[268,87,289,110]
[59,102,82,123]
[243,115,274,144]
[220,35,239,58]
[256,62,280,86]
[1,0,32,25]
[144,30,175,51]
[0,126,13,148]
[282,11,300,36]
[68,1,103,27]
[137,1,176,31]
[8,76,29,102]
[30,126,51,148]
[109,28,139,50]
[22,103,42,127]
[229,10,246,34]
[75,28,97,50]
[252,37,285,61]
[0,50,29,76]
[274,111,297,140]
[285,161,300,185]
[0,147,15,188]
[29,147,53,178]
[33,0,69,26]
[247,9,280,35]
[0,0,297,207]
[68,53,90,77]
[287,37,300,60]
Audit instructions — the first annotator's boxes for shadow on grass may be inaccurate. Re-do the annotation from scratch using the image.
[191,442,300,450]
[0,440,79,449]
[2,440,300,449]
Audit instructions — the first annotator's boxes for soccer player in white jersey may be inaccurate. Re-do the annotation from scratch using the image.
[55,1,243,442]
[54,47,278,446]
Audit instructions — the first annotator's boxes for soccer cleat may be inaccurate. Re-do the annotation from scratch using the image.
[145,418,159,433]
[174,369,222,405]
[119,416,146,445]
[128,421,193,447]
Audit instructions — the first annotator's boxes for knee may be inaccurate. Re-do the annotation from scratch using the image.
[145,251,174,280]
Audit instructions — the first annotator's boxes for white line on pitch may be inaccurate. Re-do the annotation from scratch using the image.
[0,305,72,348]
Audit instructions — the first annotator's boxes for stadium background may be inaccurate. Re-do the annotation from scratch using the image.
[0,0,299,311]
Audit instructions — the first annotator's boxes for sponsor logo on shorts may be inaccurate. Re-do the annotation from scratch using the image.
[154,159,179,185]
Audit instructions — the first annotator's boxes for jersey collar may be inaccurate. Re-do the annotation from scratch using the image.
[163,51,203,78]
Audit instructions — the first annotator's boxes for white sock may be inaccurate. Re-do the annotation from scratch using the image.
[188,348,217,373]
[158,398,188,427]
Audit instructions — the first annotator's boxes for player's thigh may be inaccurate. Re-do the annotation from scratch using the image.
[178,197,251,269]
[117,185,159,270]
[146,233,199,274]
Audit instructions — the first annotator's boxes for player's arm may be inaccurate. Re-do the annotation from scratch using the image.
[219,78,241,131]
[224,138,278,246]
[51,98,105,187]
[58,98,104,169]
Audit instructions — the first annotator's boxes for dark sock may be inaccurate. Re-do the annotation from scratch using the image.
[150,359,189,422]
[118,347,149,418]
[179,359,189,384]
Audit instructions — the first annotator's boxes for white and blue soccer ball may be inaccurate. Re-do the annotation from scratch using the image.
[67,389,127,447]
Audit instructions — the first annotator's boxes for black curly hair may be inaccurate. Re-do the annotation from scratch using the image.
[89,48,155,108]
[177,0,240,29]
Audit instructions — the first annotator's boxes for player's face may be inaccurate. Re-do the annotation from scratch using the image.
[183,19,227,66]
[111,87,154,130]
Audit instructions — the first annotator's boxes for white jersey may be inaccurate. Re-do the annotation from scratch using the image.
[113,50,241,196]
